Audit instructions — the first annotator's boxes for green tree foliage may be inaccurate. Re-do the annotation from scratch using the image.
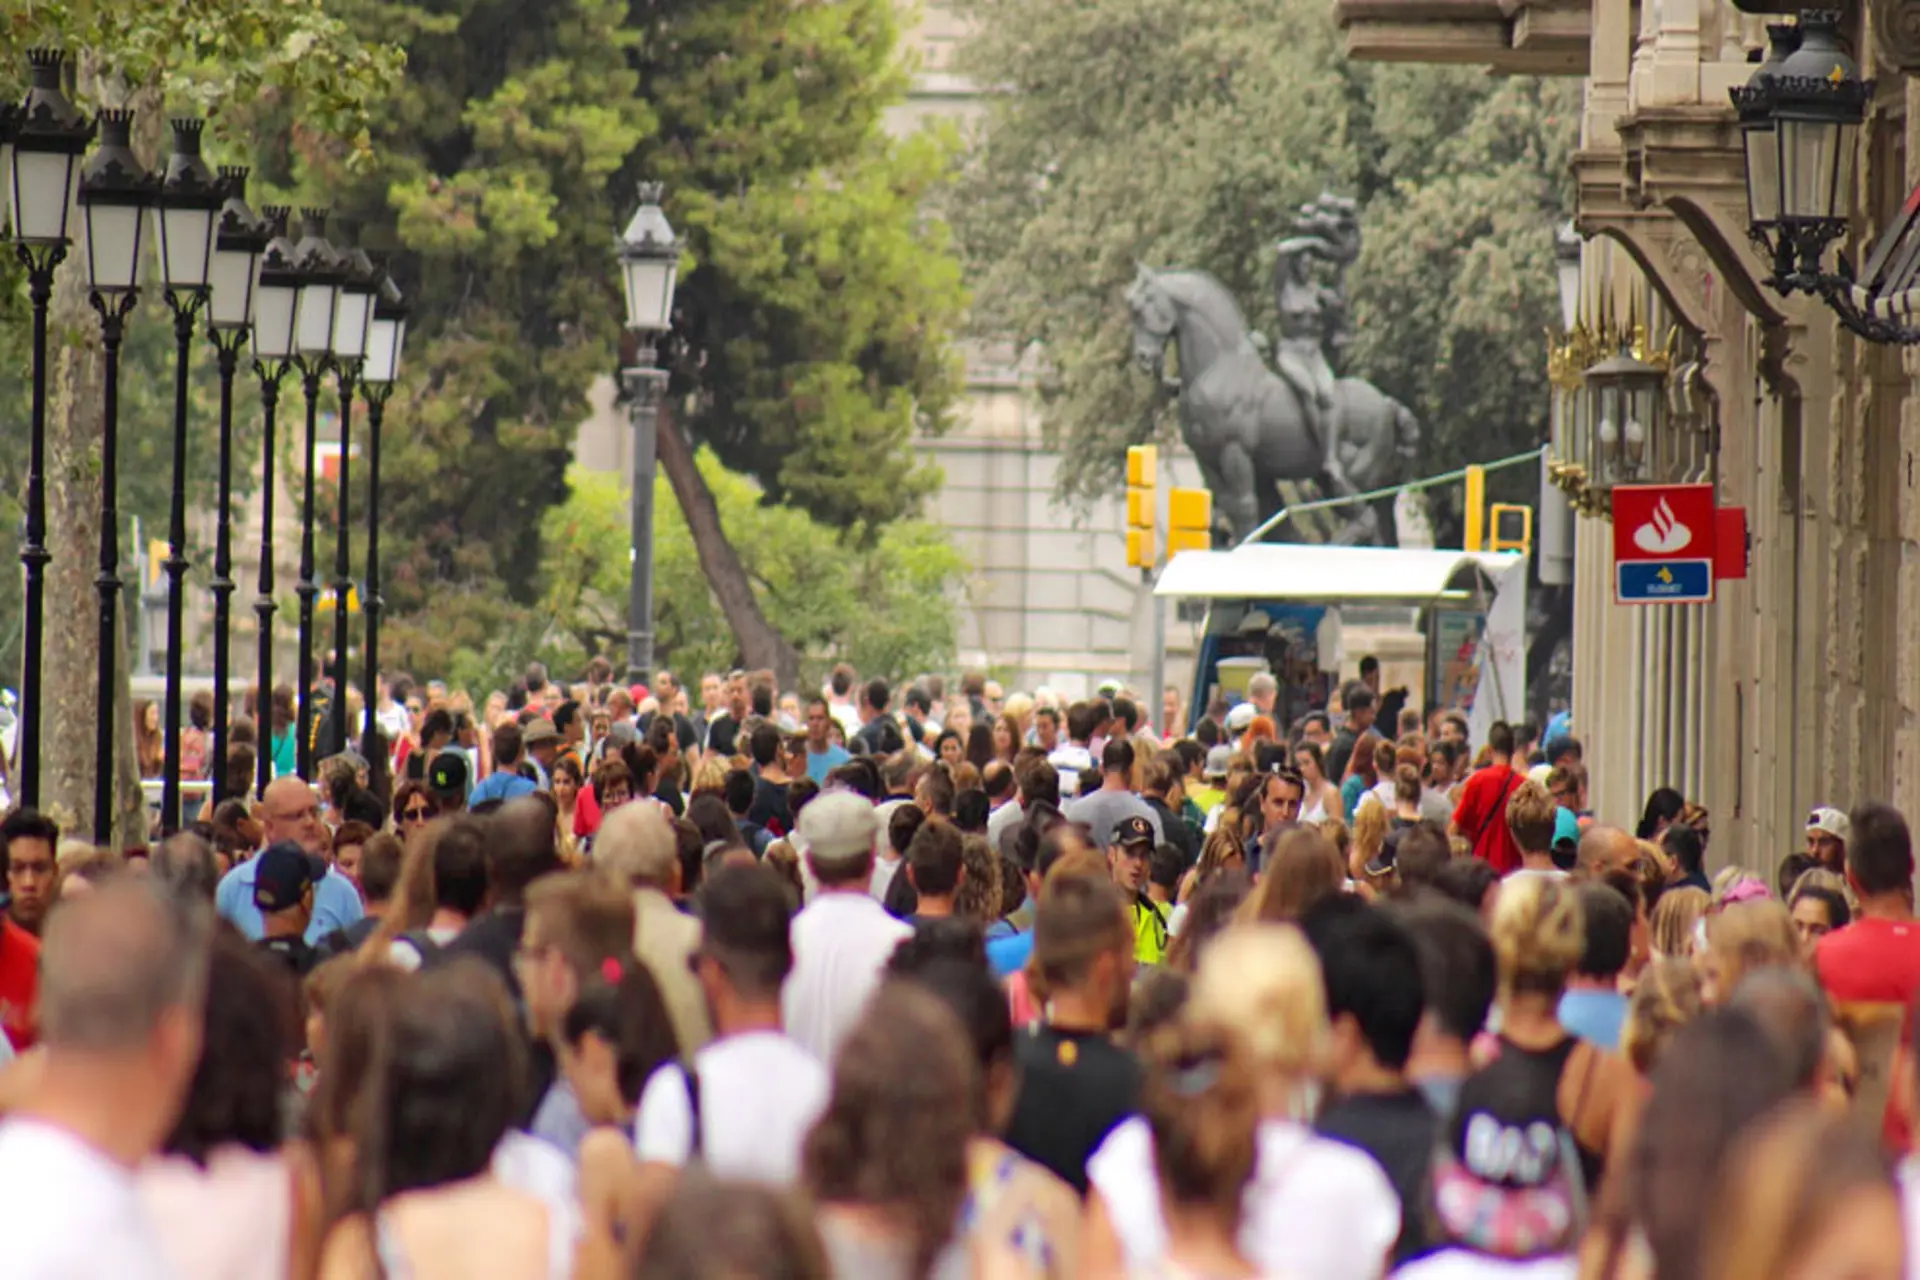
[951,0,1578,516]
[635,0,966,532]
[536,456,967,688]
[261,0,652,678]
[260,0,966,681]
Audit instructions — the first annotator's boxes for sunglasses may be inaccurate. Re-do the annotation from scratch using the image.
[400,806,433,823]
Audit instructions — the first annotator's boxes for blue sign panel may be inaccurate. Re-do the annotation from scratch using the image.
[1616,559,1713,604]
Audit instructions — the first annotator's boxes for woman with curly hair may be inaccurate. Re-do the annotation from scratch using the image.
[804,982,976,1279]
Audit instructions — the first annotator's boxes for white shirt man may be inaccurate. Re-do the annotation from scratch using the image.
[635,862,828,1185]
[781,791,911,1064]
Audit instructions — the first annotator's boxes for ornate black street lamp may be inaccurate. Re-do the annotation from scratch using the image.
[615,182,679,683]
[250,209,301,796]
[326,232,376,758]
[358,272,408,760]
[1732,13,1907,341]
[77,109,152,842]
[153,118,222,833]
[290,209,341,780]
[8,50,92,808]
[206,168,270,804]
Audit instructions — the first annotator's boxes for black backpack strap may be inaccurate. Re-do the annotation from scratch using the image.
[682,1061,703,1160]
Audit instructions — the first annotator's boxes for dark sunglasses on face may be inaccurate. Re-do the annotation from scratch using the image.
[401,806,433,823]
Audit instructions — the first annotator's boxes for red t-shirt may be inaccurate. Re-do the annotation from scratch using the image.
[1815,916,1920,1004]
[0,918,40,1051]
[1451,763,1524,875]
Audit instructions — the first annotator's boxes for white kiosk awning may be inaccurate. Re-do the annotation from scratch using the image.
[1153,545,1523,603]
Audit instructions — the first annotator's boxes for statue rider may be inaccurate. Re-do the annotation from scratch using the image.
[1271,192,1364,500]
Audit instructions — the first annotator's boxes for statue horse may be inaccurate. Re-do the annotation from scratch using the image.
[1126,266,1419,545]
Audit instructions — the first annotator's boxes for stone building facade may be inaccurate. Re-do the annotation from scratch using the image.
[1339,0,1917,864]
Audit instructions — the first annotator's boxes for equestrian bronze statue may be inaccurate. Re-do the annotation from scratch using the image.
[1125,195,1420,545]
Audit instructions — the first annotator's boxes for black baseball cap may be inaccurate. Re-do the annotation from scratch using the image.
[1113,815,1155,851]
[427,748,470,798]
[253,840,327,913]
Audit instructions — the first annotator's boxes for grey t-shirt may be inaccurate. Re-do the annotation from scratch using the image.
[1063,788,1163,849]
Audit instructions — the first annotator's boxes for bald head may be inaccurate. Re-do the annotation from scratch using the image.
[594,801,680,891]
[1578,824,1639,880]
[40,878,212,1052]
[259,777,326,856]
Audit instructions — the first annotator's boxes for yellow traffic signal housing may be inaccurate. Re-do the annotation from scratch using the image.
[1126,444,1158,490]
[1126,528,1156,568]
[1125,444,1159,568]
[1489,504,1532,555]
[1167,486,1212,556]
[1463,464,1486,552]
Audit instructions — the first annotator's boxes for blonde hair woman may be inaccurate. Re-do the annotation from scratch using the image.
[1236,826,1343,926]
[1488,874,1640,1191]
[1698,899,1799,1005]
[1349,801,1389,884]
[1083,925,1400,1280]
[1701,1101,1902,1280]
[1620,956,1703,1074]
[1650,885,1709,959]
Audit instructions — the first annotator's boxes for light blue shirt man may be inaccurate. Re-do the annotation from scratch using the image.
[216,858,364,945]
[806,743,851,783]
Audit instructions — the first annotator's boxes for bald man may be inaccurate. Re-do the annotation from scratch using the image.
[214,777,364,944]
[1577,824,1641,880]
[594,802,710,1053]
[0,879,212,1277]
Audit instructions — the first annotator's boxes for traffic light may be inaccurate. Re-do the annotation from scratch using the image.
[1489,504,1533,555]
[1168,486,1212,556]
[1463,464,1485,552]
[1126,445,1157,568]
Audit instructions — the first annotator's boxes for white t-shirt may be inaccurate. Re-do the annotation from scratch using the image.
[1087,1115,1398,1280]
[0,1117,178,1280]
[1392,1252,1577,1280]
[869,855,904,906]
[633,1030,829,1185]
[492,1129,580,1264]
[782,891,913,1064]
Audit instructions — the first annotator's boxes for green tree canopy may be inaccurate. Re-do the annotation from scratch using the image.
[951,0,1578,517]
[527,455,966,693]
[250,0,966,683]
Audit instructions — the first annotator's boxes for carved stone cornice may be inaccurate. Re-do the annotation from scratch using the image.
[1872,0,1920,72]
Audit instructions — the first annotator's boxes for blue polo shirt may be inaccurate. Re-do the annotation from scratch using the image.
[470,770,537,806]
[216,857,364,945]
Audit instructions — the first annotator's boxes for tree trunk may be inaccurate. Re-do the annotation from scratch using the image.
[39,72,151,849]
[653,404,800,688]
[40,236,109,844]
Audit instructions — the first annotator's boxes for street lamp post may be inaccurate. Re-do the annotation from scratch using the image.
[290,209,342,780]
[206,168,270,804]
[326,233,376,758]
[614,182,679,684]
[77,109,153,842]
[249,209,302,796]
[359,273,409,759]
[7,49,92,809]
[154,118,221,834]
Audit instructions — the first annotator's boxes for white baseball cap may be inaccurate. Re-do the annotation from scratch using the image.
[1226,703,1256,732]
[1806,807,1850,841]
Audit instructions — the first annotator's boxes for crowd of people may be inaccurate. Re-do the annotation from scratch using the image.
[0,654,1915,1279]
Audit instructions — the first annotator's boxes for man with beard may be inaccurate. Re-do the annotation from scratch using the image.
[1002,871,1142,1195]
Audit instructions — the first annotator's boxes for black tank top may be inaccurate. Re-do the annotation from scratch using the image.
[1489,1034,1605,1192]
